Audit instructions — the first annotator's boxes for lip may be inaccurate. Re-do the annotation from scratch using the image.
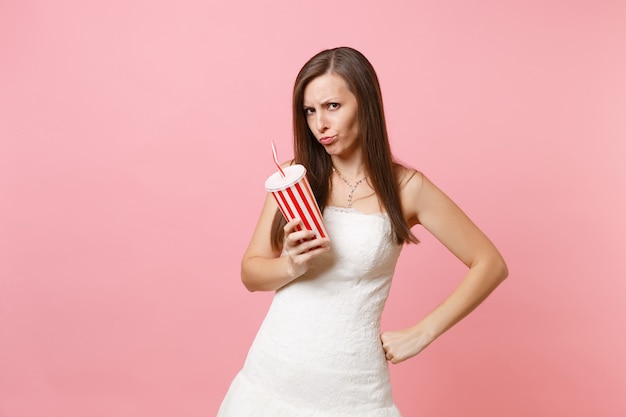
[319,136,335,145]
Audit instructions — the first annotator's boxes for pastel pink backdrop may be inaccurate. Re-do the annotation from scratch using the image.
[1,1,624,416]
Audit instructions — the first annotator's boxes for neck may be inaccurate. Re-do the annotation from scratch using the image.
[330,156,365,180]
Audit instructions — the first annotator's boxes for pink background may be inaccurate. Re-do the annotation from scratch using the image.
[1,1,625,416]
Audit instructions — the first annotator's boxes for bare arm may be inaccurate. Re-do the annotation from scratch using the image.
[241,194,330,292]
[381,171,508,363]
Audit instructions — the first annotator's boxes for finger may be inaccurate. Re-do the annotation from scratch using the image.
[284,226,308,245]
[283,218,303,234]
[286,230,317,248]
[380,333,392,348]
[299,236,331,255]
[291,244,330,263]
[304,236,331,250]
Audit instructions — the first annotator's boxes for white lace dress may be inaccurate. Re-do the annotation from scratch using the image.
[217,206,404,416]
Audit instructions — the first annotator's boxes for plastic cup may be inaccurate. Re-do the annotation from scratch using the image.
[264,164,329,240]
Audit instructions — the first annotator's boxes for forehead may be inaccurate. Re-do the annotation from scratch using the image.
[303,73,353,103]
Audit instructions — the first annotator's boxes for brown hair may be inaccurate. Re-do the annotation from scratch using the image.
[270,46,418,251]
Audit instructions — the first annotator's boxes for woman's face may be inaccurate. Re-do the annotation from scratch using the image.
[303,73,360,158]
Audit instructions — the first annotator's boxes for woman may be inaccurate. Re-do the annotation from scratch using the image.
[218,47,508,416]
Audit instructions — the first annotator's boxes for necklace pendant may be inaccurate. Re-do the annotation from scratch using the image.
[333,167,366,208]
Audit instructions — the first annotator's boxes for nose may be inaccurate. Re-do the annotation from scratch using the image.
[315,112,328,133]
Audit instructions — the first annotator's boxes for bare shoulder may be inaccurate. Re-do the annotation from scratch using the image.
[395,164,426,199]
[394,164,425,226]
[395,165,423,190]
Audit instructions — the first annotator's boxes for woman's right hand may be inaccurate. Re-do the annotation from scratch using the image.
[241,194,331,292]
[283,218,331,279]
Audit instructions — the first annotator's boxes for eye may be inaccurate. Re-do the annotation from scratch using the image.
[328,103,340,110]
[303,107,315,115]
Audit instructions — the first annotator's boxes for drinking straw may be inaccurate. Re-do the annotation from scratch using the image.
[271,140,286,178]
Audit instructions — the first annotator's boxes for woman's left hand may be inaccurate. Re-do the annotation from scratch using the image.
[380,326,432,364]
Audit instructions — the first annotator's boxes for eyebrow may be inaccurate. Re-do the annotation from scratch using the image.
[302,98,340,108]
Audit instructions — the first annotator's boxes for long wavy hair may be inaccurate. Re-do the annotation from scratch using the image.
[270,46,418,251]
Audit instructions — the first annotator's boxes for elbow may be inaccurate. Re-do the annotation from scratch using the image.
[471,253,508,284]
[242,275,277,293]
[242,279,259,293]
[240,267,259,292]
[495,256,509,283]
[241,259,273,292]
[240,254,287,293]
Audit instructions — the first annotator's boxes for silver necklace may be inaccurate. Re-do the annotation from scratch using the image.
[332,167,367,207]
